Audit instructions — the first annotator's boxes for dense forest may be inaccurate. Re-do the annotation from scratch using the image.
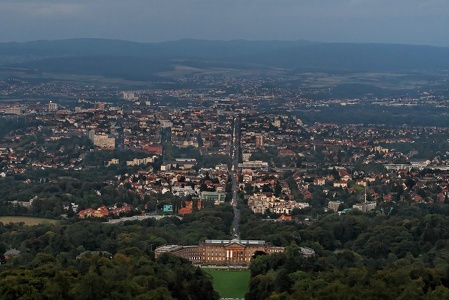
[2,201,449,299]
[0,251,218,300]
[0,206,234,299]
[244,203,449,299]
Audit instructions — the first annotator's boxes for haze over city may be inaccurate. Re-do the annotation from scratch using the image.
[0,0,449,46]
[3,1,449,299]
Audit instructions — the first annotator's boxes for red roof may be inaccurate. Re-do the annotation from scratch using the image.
[279,149,295,156]
[178,207,192,215]
[143,144,163,155]
[278,214,292,220]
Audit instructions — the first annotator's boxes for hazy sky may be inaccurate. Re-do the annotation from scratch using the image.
[0,0,448,46]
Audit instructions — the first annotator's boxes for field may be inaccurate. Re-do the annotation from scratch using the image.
[0,216,59,226]
[203,268,250,299]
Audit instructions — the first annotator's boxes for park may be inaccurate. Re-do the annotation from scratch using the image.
[203,268,250,299]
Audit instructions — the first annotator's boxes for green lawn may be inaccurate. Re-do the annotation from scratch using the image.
[204,268,250,299]
[0,216,59,226]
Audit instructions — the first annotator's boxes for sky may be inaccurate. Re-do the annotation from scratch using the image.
[0,0,448,46]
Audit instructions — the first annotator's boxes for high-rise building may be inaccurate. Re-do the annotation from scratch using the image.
[255,135,264,148]
[93,135,115,149]
[121,91,138,100]
[89,130,115,149]
[88,130,96,142]
[48,101,58,111]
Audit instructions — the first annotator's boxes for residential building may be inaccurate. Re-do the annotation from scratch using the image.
[328,200,342,212]
[200,191,226,205]
[353,201,377,212]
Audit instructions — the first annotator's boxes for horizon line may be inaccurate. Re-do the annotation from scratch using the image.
[0,37,447,49]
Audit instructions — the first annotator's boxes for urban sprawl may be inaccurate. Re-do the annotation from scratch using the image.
[1,82,449,224]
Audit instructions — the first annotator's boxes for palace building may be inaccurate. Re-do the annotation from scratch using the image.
[155,239,284,266]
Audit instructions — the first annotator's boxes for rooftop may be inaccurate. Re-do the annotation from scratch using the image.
[204,239,266,245]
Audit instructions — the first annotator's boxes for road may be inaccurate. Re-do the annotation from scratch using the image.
[230,115,241,239]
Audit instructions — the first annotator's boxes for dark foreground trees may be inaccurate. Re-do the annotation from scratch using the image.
[244,204,449,300]
[0,251,218,300]
[0,207,233,300]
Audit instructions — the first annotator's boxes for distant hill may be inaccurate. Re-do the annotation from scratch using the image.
[243,43,449,72]
[14,56,174,81]
[1,38,449,80]
[0,38,312,60]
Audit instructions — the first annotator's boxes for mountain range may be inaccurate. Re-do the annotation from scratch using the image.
[1,39,448,80]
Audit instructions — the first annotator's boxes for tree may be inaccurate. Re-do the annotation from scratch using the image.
[246,272,276,300]
[274,180,282,197]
